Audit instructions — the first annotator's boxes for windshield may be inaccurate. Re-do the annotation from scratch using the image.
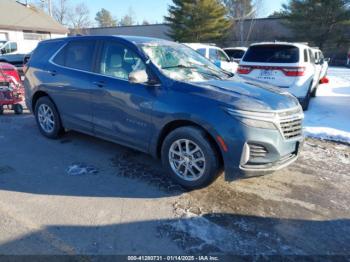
[139,42,231,82]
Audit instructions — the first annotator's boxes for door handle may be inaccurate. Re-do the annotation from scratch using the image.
[93,81,105,88]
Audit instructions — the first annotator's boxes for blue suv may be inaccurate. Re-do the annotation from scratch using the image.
[24,36,304,189]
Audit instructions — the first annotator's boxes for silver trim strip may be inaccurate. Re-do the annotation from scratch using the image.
[48,41,160,87]
[239,153,299,172]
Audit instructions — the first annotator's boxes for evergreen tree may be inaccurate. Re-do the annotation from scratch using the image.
[164,0,232,42]
[281,0,350,48]
[95,8,117,27]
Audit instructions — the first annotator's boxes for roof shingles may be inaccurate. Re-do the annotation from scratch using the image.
[0,0,68,34]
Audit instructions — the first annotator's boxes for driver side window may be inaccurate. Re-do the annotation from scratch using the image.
[99,41,146,80]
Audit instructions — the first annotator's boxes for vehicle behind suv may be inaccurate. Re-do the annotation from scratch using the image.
[223,47,247,63]
[24,36,304,189]
[312,47,329,80]
[238,42,320,110]
[185,43,238,73]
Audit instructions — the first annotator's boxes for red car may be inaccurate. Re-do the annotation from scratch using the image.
[0,62,22,84]
[0,62,24,114]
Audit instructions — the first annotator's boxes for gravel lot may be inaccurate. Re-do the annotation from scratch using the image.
[0,112,349,256]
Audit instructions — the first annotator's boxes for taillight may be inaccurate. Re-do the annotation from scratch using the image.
[282,67,305,77]
[237,65,252,74]
[319,77,329,84]
[1,68,21,84]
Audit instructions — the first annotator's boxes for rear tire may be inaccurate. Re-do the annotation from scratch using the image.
[34,96,63,139]
[161,126,220,189]
[13,104,23,114]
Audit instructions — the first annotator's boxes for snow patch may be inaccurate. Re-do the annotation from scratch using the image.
[304,67,350,143]
[66,163,99,176]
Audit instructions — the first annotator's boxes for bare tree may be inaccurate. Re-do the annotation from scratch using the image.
[53,0,71,25]
[69,2,92,34]
[119,7,136,26]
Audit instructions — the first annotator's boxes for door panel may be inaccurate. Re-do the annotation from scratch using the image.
[91,41,156,152]
[48,40,97,132]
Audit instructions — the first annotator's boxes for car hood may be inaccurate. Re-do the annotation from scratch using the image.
[188,75,300,111]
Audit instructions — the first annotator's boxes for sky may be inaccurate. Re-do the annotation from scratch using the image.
[67,0,288,26]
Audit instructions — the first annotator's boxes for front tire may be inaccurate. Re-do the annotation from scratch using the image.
[161,126,220,189]
[34,96,63,139]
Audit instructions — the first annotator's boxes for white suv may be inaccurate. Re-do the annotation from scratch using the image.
[238,42,319,110]
[185,43,238,73]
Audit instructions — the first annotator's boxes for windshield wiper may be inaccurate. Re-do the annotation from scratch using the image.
[162,64,224,80]
[161,64,197,70]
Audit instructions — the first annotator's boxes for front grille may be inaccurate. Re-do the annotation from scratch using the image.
[278,108,303,140]
[249,144,268,158]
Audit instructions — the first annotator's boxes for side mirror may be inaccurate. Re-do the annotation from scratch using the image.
[0,49,5,55]
[128,70,149,84]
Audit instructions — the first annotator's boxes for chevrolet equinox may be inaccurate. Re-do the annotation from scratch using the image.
[24,36,304,189]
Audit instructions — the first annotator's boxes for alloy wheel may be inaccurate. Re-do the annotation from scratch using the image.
[37,104,55,133]
[168,139,206,181]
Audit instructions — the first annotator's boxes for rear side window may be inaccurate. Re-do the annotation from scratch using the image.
[243,45,299,63]
[304,49,308,62]
[29,40,65,65]
[53,40,96,72]
[308,49,315,63]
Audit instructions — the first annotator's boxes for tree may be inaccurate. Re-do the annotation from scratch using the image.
[165,0,232,42]
[69,2,92,34]
[281,0,350,48]
[95,8,117,27]
[119,7,136,26]
[142,20,151,25]
[53,0,71,25]
[268,11,284,18]
[221,0,255,19]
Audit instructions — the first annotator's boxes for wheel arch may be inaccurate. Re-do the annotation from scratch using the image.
[32,91,53,111]
[155,119,224,168]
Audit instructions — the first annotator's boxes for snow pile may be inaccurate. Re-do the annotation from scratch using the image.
[304,67,350,143]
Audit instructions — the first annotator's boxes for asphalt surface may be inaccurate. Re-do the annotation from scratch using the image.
[0,113,349,255]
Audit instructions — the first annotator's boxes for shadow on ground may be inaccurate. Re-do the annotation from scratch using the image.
[0,213,349,256]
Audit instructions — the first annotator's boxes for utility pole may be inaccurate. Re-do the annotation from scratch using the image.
[40,0,53,17]
[48,0,52,17]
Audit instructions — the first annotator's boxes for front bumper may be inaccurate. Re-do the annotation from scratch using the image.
[239,140,303,174]
[222,124,304,180]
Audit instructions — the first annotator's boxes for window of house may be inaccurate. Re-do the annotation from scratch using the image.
[23,31,51,41]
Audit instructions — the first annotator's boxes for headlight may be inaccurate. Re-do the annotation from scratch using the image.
[227,109,278,130]
[236,117,276,129]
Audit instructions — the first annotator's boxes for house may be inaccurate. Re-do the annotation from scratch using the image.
[0,0,68,54]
